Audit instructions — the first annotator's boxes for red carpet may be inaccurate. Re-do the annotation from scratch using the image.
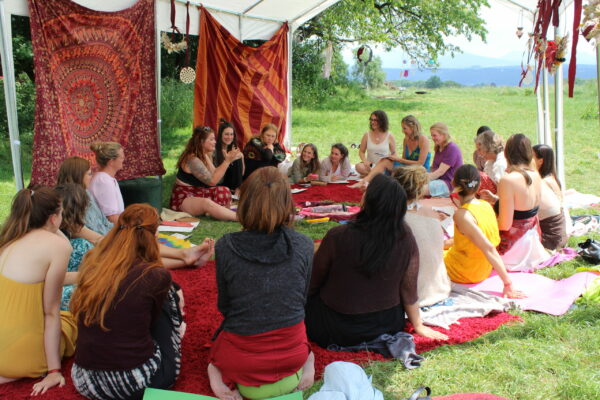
[292,183,363,204]
[0,262,520,400]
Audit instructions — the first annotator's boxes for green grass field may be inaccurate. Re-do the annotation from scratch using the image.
[1,81,599,399]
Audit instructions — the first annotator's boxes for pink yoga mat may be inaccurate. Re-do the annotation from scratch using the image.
[469,272,599,316]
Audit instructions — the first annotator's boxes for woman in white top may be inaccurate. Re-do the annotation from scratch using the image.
[355,110,396,176]
[319,143,352,182]
[392,165,451,307]
[533,144,567,250]
[476,130,507,201]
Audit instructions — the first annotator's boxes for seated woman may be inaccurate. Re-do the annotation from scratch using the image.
[54,183,94,311]
[351,115,430,186]
[208,167,315,400]
[443,165,524,299]
[355,110,396,176]
[71,204,185,400]
[423,123,463,197]
[533,144,567,250]
[475,130,506,196]
[392,166,451,307]
[88,141,126,224]
[483,134,549,271]
[58,156,214,269]
[319,143,352,182]
[214,119,244,195]
[243,123,286,179]
[0,187,76,394]
[170,128,239,220]
[58,156,113,236]
[473,125,491,171]
[305,174,448,349]
[288,143,320,184]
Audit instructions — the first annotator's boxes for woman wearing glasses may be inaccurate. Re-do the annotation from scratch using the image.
[170,126,239,221]
[355,110,396,176]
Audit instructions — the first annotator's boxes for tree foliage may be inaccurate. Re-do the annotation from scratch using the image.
[352,56,386,89]
[297,0,488,68]
[425,75,442,89]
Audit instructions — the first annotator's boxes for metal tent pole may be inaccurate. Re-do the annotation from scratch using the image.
[535,80,544,144]
[542,67,552,145]
[554,24,565,187]
[597,46,600,129]
[0,0,24,190]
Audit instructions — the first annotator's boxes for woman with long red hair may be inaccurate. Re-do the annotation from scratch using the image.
[70,204,184,400]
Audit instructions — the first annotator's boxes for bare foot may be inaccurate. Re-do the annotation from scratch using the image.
[208,363,243,400]
[296,352,315,391]
[348,180,367,190]
[193,238,215,267]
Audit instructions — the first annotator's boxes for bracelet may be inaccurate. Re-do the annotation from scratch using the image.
[47,369,61,375]
[503,282,512,287]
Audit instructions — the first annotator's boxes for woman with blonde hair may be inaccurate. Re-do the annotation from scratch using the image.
[208,167,315,400]
[423,122,463,197]
[58,156,215,270]
[71,204,184,400]
[88,142,126,224]
[243,123,287,179]
[392,166,451,307]
[351,115,430,188]
[170,127,239,221]
[0,187,76,394]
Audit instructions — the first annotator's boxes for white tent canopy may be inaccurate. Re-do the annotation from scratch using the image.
[0,0,342,189]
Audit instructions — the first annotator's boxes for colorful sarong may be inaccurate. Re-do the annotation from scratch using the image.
[497,216,539,255]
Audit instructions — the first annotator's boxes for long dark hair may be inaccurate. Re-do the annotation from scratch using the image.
[370,110,389,132]
[505,133,533,185]
[55,183,89,237]
[299,143,320,174]
[350,174,408,277]
[532,144,561,189]
[215,118,237,166]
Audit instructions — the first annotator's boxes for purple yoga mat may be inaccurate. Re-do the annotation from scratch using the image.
[469,272,599,316]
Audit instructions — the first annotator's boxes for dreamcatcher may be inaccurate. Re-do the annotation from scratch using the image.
[162,0,187,54]
[179,2,196,84]
[356,45,373,65]
[582,0,600,46]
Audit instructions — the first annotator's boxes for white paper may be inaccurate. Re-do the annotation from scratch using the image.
[158,221,199,233]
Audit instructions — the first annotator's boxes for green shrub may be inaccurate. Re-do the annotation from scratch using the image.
[160,78,194,132]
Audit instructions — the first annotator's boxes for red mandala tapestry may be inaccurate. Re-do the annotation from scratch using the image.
[193,8,289,148]
[28,0,165,185]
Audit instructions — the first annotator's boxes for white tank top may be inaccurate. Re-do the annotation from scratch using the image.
[366,131,391,164]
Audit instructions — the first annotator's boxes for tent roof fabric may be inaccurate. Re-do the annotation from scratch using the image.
[3,0,342,40]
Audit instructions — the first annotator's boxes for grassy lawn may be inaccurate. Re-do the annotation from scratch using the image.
[1,81,599,399]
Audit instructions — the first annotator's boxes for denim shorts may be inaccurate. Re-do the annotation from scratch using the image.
[429,179,450,197]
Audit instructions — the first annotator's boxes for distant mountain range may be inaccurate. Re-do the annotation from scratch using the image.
[384,64,597,87]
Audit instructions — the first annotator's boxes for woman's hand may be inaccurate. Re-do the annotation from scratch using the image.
[503,283,526,299]
[479,189,499,204]
[31,371,65,396]
[225,148,242,163]
[413,323,449,340]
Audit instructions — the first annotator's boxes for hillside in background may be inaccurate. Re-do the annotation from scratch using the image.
[384,64,598,86]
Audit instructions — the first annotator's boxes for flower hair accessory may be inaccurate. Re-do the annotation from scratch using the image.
[467,180,478,188]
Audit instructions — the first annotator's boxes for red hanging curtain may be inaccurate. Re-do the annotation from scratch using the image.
[193,8,289,148]
[28,0,164,185]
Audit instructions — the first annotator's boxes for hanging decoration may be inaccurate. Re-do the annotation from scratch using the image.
[403,70,409,78]
[516,9,524,38]
[522,65,534,85]
[179,1,196,84]
[523,0,583,97]
[163,0,187,54]
[581,0,600,46]
[544,35,569,74]
[356,45,373,65]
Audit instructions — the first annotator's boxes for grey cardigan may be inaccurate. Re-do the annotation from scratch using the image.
[214,226,313,335]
